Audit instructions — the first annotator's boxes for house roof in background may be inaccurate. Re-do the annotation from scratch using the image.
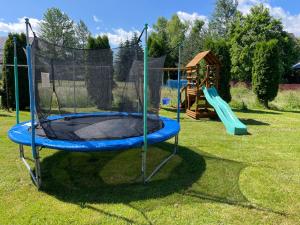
[0,37,7,50]
[292,62,300,70]
[0,37,7,63]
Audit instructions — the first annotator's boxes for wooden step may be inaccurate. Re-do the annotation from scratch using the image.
[186,109,197,119]
[186,109,217,119]
[187,89,198,95]
[187,76,198,80]
[186,69,197,74]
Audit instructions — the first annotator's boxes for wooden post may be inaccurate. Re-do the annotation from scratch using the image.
[205,65,209,88]
[216,64,220,90]
[195,65,199,115]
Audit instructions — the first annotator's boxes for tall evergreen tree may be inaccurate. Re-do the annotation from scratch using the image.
[0,33,29,110]
[115,34,143,82]
[252,39,281,108]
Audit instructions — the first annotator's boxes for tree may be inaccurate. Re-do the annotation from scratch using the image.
[166,15,187,65]
[281,33,300,83]
[204,38,232,102]
[115,40,131,82]
[75,20,91,48]
[86,35,113,109]
[40,8,77,47]
[252,39,281,108]
[148,15,187,68]
[115,34,143,81]
[229,5,285,82]
[148,17,171,65]
[181,19,206,65]
[167,15,187,53]
[209,0,238,37]
[0,33,29,110]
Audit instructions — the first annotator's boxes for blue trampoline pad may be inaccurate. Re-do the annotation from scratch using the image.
[8,112,180,152]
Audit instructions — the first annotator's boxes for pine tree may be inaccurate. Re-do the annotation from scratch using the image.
[115,34,143,82]
[0,33,29,110]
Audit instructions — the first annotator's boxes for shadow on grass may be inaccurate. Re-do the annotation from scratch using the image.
[269,107,300,114]
[160,106,184,113]
[179,153,287,216]
[234,109,281,115]
[39,143,287,221]
[40,143,206,204]
[240,119,270,126]
[0,113,13,117]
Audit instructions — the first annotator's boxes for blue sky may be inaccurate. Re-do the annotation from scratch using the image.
[0,0,299,46]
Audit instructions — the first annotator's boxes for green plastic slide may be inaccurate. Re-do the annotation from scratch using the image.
[202,86,247,135]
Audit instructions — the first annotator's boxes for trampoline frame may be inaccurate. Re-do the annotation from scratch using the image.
[10,19,182,189]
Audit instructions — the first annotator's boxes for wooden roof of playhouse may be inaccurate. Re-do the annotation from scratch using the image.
[186,50,220,68]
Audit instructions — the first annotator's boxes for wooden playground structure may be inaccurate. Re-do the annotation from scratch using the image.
[180,51,221,119]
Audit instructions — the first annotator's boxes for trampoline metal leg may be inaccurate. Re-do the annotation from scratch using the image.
[19,144,24,158]
[142,145,147,183]
[144,135,178,183]
[19,144,42,189]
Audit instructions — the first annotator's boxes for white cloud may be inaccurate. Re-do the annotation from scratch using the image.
[238,0,300,36]
[177,11,208,25]
[0,17,40,36]
[99,28,140,46]
[93,15,101,23]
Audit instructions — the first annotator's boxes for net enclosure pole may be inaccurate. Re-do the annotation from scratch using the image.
[142,24,148,182]
[13,37,20,124]
[174,43,182,153]
[25,18,41,188]
[25,18,37,159]
[177,44,181,123]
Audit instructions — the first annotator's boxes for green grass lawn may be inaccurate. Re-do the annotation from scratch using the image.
[0,107,299,224]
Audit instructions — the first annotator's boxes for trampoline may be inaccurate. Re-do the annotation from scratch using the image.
[8,20,181,188]
[9,112,180,151]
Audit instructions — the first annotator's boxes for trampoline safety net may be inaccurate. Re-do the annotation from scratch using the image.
[31,37,165,141]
